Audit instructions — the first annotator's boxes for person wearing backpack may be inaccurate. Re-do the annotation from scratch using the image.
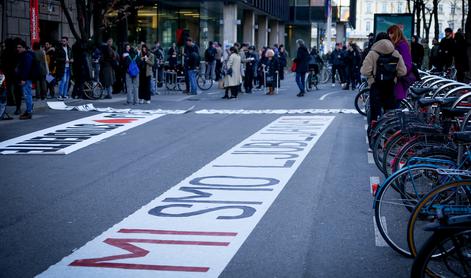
[360,32,407,125]
[14,40,34,119]
[123,44,140,105]
[388,25,415,102]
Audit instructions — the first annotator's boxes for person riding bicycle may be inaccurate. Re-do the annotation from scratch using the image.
[309,47,323,76]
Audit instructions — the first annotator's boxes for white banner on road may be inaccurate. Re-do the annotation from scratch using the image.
[37,116,334,278]
[47,102,194,115]
[195,109,359,114]
[0,113,164,155]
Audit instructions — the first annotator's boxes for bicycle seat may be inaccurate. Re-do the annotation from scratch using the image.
[410,87,434,98]
[452,131,471,144]
[417,97,458,108]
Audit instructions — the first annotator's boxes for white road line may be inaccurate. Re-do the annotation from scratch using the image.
[364,124,368,131]
[319,91,341,100]
[373,216,389,247]
[37,116,335,278]
[365,135,369,144]
[195,109,359,114]
[367,152,374,164]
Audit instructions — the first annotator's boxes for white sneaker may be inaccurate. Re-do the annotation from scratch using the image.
[331,84,336,87]
[138,99,143,104]
[145,100,151,104]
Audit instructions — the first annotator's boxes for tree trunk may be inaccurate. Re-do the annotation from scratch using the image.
[416,0,422,37]
[463,0,466,30]
[423,3,432,41]
[433,0,439,40]
[59,0,81,41]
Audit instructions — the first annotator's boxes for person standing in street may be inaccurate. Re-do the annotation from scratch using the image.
[361,32,407,125]
[138,44,154,104]
[152,41,164,88]
[44,42,56,98]
[454,30,468,82]
[243,45,257,94]
[330,43,345,87]
[438,28,455,71]
[32,42,48,100]
[278,44,288,82]
[215,42,223,81]
[265,49,279,96]
[184,38,200,95]
[71,40,91,99]
[100,38,117,99]
[294,39,309,97]
[388,25,414,103]
[223,46,242,99]
[411,35,424,68]
[55,36,73,100]
[167,42,178,70]
[345,43,362,90]
[123,44,140,105]
[421,38,430,70]
[430,38,440,70]
[204,41,217,81]
[14,40,34,119]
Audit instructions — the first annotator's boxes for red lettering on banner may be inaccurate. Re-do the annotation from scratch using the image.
[69,229,237,272]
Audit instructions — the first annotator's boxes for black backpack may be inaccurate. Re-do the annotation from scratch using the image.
[374,51,399,83]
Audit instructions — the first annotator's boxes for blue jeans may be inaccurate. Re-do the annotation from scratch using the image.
[59,67,71,97]
[21,80,33,113]
[188,69,198,94]
[296,72,306,93]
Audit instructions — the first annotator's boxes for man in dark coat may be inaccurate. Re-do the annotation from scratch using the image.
[411,35,424,68]
[100,38,116,99]
[55,36,73,100]
[294,39,310,97]
[454,30,468,82]
[14,40,34,119]
[184,38,200,95]
[438,28,455,71]
[330,43,346,87]
[345,43,362,90]
[71,41,91,99]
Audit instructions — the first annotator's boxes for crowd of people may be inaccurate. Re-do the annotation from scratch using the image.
[0,24,468,120]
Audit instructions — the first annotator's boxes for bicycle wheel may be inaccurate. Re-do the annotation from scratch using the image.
[374,165,448,257]
[354,88,369,116]
[197,75,213,90]
[177,78,187,92]
[82,81,96,100]
[411,229,471,278]
[305,73,314,92]
[319,68,330,84]
[92,82,104,99]
[408,181,471,259]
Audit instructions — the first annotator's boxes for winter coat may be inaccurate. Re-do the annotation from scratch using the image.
[454,35,469,72]
[394,39,413,100]
[265,57,280,86]
[330,49,344,66]
[167,47,178,68]
[139,52,155,77]
[224,53,242,87]
[439,37,454,68]
[422,45,430,70]
[411,42,424,66]
[15,51,34,82]
[184,44,200,70]
[294,45,310,73]
[46,48,56,75]
[55,45,72,80]
[430,44,440,69]
[360,39,407,87]
[33,49,48,77]
[100,45,116,87]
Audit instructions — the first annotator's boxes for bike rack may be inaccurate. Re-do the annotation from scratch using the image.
[447,86,471,101]
[432,82,466,98]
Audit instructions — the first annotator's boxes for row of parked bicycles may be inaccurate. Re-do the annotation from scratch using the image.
[363,70,471,277]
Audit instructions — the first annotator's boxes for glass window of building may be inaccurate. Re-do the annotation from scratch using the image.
[438,4,443,14]
[398,2,403,13]
[366,2,372,13]
[296,0,309,6]
[366,21,371,32]
[382,2,387,12]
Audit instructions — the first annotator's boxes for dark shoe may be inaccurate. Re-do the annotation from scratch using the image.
[104,95,112,99]
[342,87,349,90]
[297,92,305,97]
[230,95,237,99]
[14,109,21,115]
[19,112,32,120]
[222,96,229,99]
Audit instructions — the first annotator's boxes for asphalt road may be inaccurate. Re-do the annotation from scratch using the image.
[0,75,410,278]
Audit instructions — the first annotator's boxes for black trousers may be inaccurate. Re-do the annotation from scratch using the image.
[139,74,151,101]
[332,64,345,83]
[368,82,397,125]
[215,60,222,81]
[244,70,254,92]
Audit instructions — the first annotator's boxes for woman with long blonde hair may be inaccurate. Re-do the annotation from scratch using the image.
[387,25,414,102]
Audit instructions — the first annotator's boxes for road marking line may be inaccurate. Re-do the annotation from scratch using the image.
[364,124,368,131]
[367,152,374,164]
[37,116,335,278]
[0,113,164,155]
[373,216,389,247]
[319,91,341,100]
[365,135,369,144]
